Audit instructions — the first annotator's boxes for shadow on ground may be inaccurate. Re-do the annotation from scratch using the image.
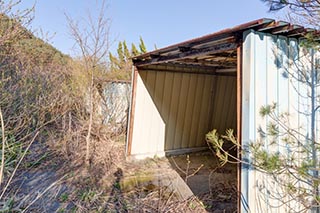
[169,151,238,212]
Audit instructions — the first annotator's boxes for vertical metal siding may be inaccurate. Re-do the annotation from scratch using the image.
[242,30,316,212]
[241,30,252,213]
[210,76,237,134]
[130,66,237,158]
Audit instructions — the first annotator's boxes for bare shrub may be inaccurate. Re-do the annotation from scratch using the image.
[0,0,126,210]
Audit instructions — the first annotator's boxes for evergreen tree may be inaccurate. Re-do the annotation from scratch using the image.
[117,42,124,63]
[123,41,130,60]
[131,43,139,56]
[139,36,147,53]
[108,38,148,80]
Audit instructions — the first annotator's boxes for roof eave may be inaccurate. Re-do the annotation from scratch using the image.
[132,18,320,67]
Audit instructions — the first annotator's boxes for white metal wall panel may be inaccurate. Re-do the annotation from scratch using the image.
[242,30,317,212]
[102,82,130,126]
[241,29,252,213]
[130,71,166,158]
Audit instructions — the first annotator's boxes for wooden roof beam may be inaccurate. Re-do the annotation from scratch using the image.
[269,23,303,35]
[138,64,236,76]
[255,20,278,31]
[176,58,236,67]
[134,40,238,66]
[257,21,288,32]
[208,51,237,57]
[285,27,306,37]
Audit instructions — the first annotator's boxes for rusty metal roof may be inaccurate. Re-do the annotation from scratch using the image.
[133,18,319,68]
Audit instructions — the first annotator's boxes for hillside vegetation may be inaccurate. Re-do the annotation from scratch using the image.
[0,8,129,209]
[0,2,205,211]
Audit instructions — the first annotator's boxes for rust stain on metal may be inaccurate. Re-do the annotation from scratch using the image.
[132,18,320,68]
[126,67,138,156]
[132,18,271,61]
[236,45,243,213]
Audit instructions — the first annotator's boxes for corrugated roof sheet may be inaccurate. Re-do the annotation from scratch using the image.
[133,18,319,67]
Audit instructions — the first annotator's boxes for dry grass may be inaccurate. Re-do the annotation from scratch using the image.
[9,137,206,213]
[1,131,239,213]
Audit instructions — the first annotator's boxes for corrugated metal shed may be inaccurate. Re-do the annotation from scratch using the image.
[126,18,320,212]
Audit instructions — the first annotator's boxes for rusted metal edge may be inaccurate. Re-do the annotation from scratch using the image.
[126,66,138,156]
[132,18,272,61]
[132,18,320,67]
[256,20,288,32]
[237,45,243,213]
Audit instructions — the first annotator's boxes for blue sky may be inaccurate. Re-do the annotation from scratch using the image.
[18,0,279,56]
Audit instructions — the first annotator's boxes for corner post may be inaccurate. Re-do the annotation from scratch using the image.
[237,44,243,212]
[126,66,138,157]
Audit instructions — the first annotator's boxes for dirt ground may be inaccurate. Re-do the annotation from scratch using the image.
[169,151,238,212]
[3,139,237,212]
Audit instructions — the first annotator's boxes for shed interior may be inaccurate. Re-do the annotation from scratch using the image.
[129,36,239,211]
[136,60,237,154]
[129,27,240,157]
